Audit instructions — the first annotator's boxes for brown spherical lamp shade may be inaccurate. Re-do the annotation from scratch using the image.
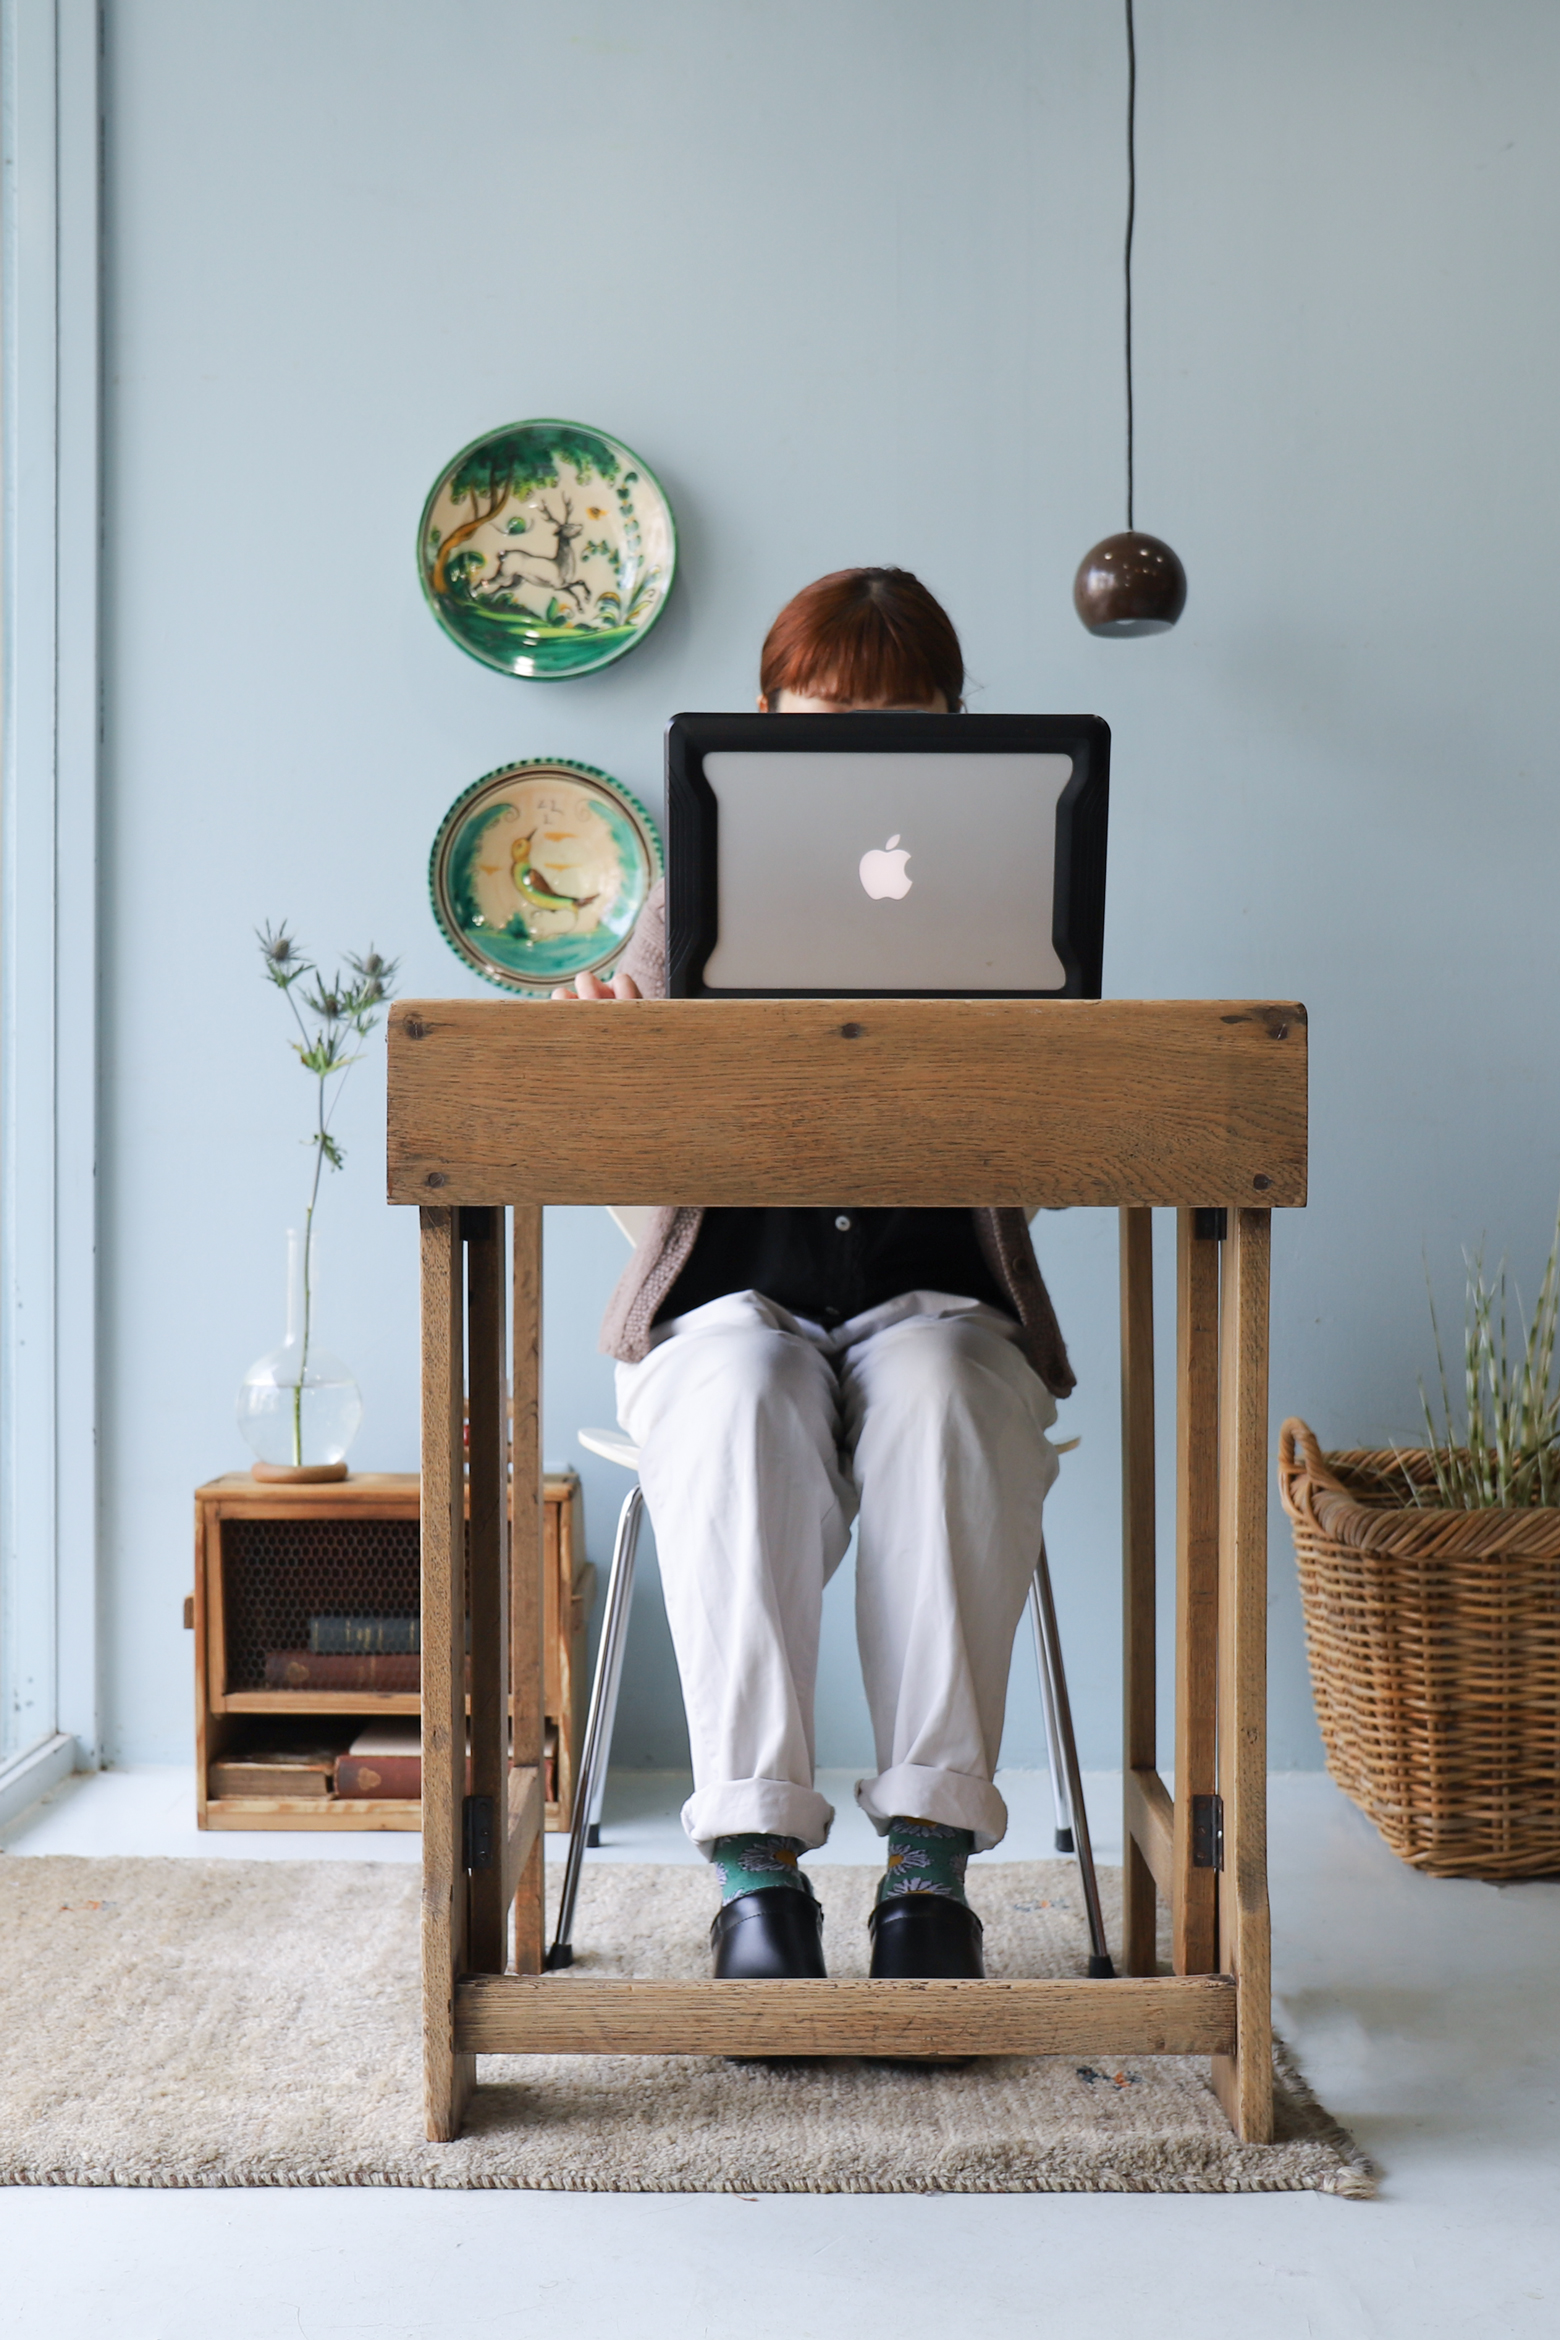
[1073,530,1187,636]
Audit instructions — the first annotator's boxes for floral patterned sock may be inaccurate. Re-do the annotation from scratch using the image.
[877,1815,975,1906]
[713,1833,814,1905]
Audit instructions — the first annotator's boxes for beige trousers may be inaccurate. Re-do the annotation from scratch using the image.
[615,1288,1060,1856]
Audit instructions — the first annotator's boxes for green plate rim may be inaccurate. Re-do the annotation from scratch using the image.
[416,417,679,682]
[427,755,663,997]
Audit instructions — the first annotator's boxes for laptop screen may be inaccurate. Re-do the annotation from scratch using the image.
[702,750,1073,991]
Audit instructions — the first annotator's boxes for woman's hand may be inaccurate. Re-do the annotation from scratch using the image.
[551,970,642,1001]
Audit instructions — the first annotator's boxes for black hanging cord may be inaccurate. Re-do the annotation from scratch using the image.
[1124,0,1137,532]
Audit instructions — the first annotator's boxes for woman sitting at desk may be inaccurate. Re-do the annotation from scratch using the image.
[555,568,1074,1983]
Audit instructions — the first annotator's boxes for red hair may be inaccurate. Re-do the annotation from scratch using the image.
[759,568,965,711]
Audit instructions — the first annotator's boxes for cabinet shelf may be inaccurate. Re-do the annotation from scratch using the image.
[216,1689,425,1716]
[203,1795,424,1833]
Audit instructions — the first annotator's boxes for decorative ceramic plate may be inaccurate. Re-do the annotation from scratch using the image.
[417,419,677,680]
[428,759,662,995]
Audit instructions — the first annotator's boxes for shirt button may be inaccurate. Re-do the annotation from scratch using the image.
[834,1215,852,1232]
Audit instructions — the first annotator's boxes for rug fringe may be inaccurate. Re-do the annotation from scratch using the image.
[1271,2032,1379,2199]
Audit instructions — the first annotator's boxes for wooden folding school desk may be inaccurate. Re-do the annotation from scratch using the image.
[386,997,1307,2144]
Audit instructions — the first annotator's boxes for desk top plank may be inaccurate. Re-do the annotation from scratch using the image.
[387,998,1307,1209]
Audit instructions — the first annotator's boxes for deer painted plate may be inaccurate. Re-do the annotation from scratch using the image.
[428,758,662,995]
[417,419,677,680]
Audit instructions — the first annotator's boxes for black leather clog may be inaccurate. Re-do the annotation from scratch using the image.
[867,1892,985,1979]
[710,1886,827,1979]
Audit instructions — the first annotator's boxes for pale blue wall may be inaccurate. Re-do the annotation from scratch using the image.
[100,1,1560,1771]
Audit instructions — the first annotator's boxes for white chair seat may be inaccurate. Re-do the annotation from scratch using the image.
[577,1426,642,1472]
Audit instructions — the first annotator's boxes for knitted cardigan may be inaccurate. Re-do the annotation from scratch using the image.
[598,880,1076,1399]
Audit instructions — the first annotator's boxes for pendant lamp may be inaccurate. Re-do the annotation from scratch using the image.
[1074,0,1187,636]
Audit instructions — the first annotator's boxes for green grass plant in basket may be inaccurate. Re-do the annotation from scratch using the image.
[1399,1192,1560,1508]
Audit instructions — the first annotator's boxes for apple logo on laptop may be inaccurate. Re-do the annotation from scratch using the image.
[859,834,912,900]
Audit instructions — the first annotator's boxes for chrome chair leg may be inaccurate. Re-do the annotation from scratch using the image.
[545,1480,643,1970]
[1029,1572,1075,1852]
[1031,1537,1116,1979]
[583,1484,638,1848]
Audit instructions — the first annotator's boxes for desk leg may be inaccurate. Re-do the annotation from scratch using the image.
[1119,1207,1158,1977]
[421,1206,473,2142]
[511,1206,546,1976]
[466,1209,510,1975]
[1212,1206,1273,2142]
[1172,1210,1220,1975]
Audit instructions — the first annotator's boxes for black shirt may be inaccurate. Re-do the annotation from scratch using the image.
[654,1207,1012,1330]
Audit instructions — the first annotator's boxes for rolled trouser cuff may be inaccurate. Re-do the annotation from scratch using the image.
[682,1777,836,1858]
[854,1763,1008,1854]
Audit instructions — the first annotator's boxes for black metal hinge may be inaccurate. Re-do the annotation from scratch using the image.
[1193,1208,1228,1242]
[1190,1792,1224,1869]
[463,1794,495,1872]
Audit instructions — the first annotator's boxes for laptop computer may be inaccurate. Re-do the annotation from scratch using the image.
[663,711,1109,998]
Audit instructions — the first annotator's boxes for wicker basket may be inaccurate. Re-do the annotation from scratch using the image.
[1279,1417,1560,1879]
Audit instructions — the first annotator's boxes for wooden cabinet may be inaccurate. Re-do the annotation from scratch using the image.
[191,1470,594,1833]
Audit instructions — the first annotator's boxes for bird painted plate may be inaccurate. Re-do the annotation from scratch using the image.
[428,759,662,995]
[417,419,677,680]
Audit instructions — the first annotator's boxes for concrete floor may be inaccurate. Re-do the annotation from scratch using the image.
[2,1764,1557,2339]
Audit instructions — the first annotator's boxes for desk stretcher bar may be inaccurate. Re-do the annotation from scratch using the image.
[455,1973,1235,2059]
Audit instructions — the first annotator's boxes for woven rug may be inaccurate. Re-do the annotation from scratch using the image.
[0,1853,1373,2193]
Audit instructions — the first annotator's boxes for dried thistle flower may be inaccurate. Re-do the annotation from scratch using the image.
[347,946,396,987]
[302,978,345,1023]
[257,921,312,989]
[344,947,401,1028]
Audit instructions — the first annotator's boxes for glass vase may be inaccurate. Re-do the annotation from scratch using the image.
[236,1227,363,1476]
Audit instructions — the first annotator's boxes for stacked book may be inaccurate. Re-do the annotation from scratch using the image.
[213,1612,553,1804]
[211,1720,556,1804]
[335,1721,429,1798]
[208,1723,429,1800]
[333,1724,558,1802]
[263,1612,422,1693]
[208,1742,345,1798]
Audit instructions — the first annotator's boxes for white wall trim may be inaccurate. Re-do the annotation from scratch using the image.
[0,1728,74,1827]
[1,0,101,1766]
